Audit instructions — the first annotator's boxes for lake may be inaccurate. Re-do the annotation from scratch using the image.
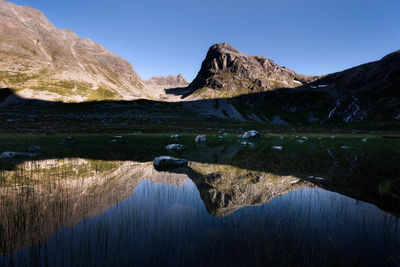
[0,134,399,266]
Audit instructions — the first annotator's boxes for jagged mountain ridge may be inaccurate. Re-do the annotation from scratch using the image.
[0,0,146,101]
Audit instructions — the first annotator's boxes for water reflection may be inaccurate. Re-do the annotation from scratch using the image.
[0,158,399,266]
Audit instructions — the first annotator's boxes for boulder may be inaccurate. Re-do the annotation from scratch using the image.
[153,156,188,171]
[170,134,179,138]
[240,130,260,139]
[195,135,206,142]
[165,144,184,151]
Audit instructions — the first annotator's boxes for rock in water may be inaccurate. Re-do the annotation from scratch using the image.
[153,156,188,171]
[165,144,184,151]
[240,130,260,139]
[195,135,206,142]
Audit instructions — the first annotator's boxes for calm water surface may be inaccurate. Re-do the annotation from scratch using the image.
[0,135,399,266]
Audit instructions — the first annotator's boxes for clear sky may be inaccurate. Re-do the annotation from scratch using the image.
[11,0,400,81]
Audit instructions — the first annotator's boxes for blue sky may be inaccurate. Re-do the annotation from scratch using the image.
[11,0,400,81]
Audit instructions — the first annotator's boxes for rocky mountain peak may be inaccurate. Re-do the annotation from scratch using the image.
[185,43,317,98]
[207,43,241,57]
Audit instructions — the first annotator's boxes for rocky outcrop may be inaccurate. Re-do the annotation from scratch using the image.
[184,43,317,98]
[0,0,145,101]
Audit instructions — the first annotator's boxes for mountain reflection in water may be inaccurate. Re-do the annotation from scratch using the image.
[0,158,399,266]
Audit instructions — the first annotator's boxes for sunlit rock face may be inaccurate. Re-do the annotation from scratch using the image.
[0,1,145,101]
[0,159,187,253]
[185,162,315,217]
[184,43,317,98]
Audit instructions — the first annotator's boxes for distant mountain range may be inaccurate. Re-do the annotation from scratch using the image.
[0,0,399,125]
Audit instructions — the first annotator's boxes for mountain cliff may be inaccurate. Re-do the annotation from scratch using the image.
[0,0,146,101]
[184,43,317,98]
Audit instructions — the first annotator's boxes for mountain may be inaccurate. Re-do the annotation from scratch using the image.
[145,74,188,88]
[0,0,146,102]
[183,43,318,99]
[143,74,189,101]
[182,43,399,125]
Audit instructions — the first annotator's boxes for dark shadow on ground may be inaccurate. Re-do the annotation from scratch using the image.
[164,86,188,96]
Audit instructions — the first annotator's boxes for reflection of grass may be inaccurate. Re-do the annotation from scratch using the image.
[0,134,399,265]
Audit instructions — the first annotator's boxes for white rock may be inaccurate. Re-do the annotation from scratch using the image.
[341,146,350,149]
[195,135,206,142]
[361,138,367,143]
[240,130,260,139]
[170,134,179,138]
[297,140,305,144]
[165,144,184,150]
[272,146,283,150]
[113,136,122,138]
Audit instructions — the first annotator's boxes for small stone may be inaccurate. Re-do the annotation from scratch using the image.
[165,144,184,150]
[195,135,206,142]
